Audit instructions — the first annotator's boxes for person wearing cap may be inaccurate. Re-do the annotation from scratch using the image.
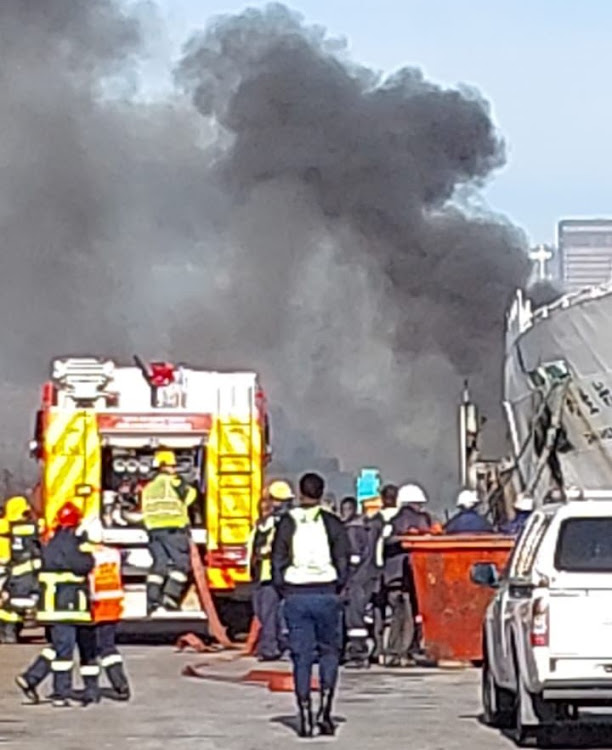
[499,493,534,536]
[382,483,431,667]
[141,449,197,614]
[249,480,294,661]
[16,501,95,707]
[0,496,41,644]
[445,489,494,534]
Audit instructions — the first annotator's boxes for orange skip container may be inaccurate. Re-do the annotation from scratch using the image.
[401,535,515,662]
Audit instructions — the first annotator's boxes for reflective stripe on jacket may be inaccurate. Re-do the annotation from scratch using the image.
[4,521,41,606]
[37,571,91,623]
[141,474,196,531]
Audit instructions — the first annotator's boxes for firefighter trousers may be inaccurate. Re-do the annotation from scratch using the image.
[47,624,99,701]
[146,528,191,612]
[97,622,130,699]
[344,575,377,663]
[0,606,22,643]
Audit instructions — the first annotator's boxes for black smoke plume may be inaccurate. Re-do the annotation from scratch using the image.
[0,1,529,504]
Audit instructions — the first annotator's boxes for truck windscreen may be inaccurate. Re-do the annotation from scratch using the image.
[555,518,612,572]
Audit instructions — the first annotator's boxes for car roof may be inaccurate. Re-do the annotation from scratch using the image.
[542,499,612,520]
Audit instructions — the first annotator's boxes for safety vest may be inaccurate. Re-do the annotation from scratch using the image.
[249,517,276,583]
[141,474,195,531]
[37,571,91,624]
[0,517,9,567]
[284,507,337,586]
[83,544,124,623]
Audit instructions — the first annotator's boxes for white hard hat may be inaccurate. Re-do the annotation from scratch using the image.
[514,493,534,513]
[397,483,428,506]
[78,517,104,544]
[565,485,584,501]
[456,489,479,509]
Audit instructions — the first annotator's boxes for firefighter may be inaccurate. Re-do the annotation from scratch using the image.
[272,473,349,738]
[340,496,378,669]
[383,483,431,667]
[0,496,41,644]
[79,517,131,701]
[445,489,494,534]
[368,484,398,662]
[16,501,95,707]
[141,449,197,614]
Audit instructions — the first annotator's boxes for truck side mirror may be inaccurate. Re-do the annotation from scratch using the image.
[470,562,500,589]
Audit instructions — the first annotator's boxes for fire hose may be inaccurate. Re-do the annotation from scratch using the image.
[178,543,260,658]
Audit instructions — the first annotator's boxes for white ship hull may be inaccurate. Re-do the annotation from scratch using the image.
[505,285,612,503]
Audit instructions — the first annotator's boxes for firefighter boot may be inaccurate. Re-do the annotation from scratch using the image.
[161,570,188,610]
[80,667,100,707]
[297,698,314,738]
[345,637,369,669]
[107,662,131,701]
[146,574,164,615]
[2,622,18,644]
[15,675,39,704]
[316,689,335,736]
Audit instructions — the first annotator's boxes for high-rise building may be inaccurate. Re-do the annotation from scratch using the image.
[558,219,612,292]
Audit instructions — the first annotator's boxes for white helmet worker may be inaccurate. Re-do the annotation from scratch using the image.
[397,483,428,506]
[78,517,104,544]
[514,493,534,513]
[456,489,479,510]
[565,485,584,501]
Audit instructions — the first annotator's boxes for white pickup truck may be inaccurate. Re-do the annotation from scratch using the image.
[472,495,612,746]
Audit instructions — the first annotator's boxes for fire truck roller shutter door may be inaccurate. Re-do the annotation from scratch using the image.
[43,412,101,530]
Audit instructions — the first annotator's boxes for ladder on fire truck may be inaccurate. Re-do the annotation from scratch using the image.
[208,384,256,577]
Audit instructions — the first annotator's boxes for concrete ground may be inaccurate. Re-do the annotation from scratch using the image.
[1,643,612,749]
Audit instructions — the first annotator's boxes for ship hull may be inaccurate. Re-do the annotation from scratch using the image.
[505,287,612,502]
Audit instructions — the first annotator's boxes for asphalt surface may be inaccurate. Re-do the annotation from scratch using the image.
[1,643,612,749]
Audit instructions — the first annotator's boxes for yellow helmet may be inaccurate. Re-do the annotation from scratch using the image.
[153,449,177,468]
[5,496,31,522]
[267,480,294,502]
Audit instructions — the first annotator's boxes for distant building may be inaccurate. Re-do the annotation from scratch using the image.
[558,219,612,292]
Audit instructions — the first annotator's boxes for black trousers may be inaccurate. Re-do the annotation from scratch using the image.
[344,575,377,661]
[284,593,342,701]
[146,528,191,612]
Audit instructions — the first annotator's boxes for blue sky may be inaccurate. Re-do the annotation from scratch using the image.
[149,0,612,245]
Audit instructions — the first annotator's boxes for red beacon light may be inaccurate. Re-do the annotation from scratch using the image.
[149,362,176,387]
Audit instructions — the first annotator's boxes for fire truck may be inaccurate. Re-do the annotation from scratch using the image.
[29,356,270,623]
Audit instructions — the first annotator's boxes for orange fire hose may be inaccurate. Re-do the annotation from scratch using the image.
[189,542,236,649]
[188,542,261,654]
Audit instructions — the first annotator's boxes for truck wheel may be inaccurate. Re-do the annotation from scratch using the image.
[482,658,514,728]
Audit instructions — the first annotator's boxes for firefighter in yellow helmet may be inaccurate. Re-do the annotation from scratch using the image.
[249,480,294,661]
[0,496,41,643]
[141,450,197,614]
